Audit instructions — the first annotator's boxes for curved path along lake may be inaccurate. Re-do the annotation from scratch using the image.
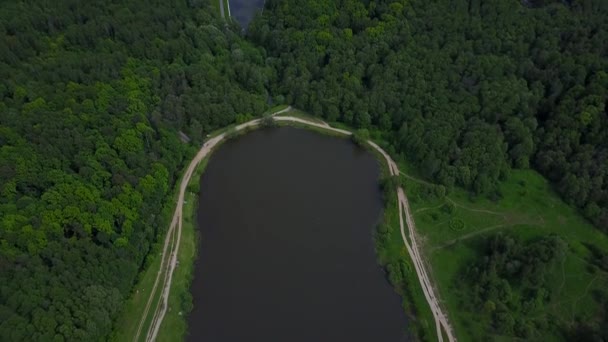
[187,126,408,341]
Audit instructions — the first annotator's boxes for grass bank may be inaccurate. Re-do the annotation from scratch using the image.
[276,115,438,341]
[401,166,608,341]
[154,157,210,341]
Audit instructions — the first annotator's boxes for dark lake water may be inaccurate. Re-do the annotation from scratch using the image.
[187,127,409,341]
[228,0,265,29]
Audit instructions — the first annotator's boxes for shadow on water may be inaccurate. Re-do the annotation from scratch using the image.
[228,0,265,30]
[187,127,410,341]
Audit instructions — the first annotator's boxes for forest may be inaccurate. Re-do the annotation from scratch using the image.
[466,234,567,338]
[249,0,608,230]
[0,0,268,340]
[1,0,607,341]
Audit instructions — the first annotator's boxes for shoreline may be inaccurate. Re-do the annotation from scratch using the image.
[129,106,454,341]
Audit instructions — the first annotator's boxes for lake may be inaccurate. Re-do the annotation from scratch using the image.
[187,126,409,341]
[228,0,265,29]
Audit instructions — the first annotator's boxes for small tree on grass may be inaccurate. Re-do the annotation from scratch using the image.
[442,201,455,214]
[434,184,447,198]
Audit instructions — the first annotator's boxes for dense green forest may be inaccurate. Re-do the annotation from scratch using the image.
[0,1,268,340]
[1,0,608,340]
[250,0,608,230]
[466,234,567,337]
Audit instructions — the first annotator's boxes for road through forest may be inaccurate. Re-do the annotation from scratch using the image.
[136,107,456,342]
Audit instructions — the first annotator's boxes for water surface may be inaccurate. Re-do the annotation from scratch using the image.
[188,127,408,341]
[228,0,265,29]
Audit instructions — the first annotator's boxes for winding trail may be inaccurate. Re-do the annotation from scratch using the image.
[137,107,455,342]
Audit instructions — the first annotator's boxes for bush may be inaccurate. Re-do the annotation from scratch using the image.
[235,113,254,124]
[273,95,285,104]
[430,212,440,221]
[434,185,446,198]
[225,127,239,139]
[449,218,465,231]
[387,262,405,288]
[351,128,370,146]
[181,291,194,313]
[375,223,391,247]
[442,202,455,214]
[379,175,400,204]
[260,115,277,128]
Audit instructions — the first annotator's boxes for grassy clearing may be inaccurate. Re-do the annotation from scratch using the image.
[401,165,608,341]
[263,104,289,115]
[206,122,237,139]
[110,245,164,342]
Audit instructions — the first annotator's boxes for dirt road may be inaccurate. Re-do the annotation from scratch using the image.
[136,107,292,342]
[137,107,455,342]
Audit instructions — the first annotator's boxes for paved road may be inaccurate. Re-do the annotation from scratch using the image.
[137,107,456,342]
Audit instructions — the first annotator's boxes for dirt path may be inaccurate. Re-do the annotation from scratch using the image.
[138,107,456,342]
[400,170,436,187]
[277,117,456,341]
[137,107,292,342]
